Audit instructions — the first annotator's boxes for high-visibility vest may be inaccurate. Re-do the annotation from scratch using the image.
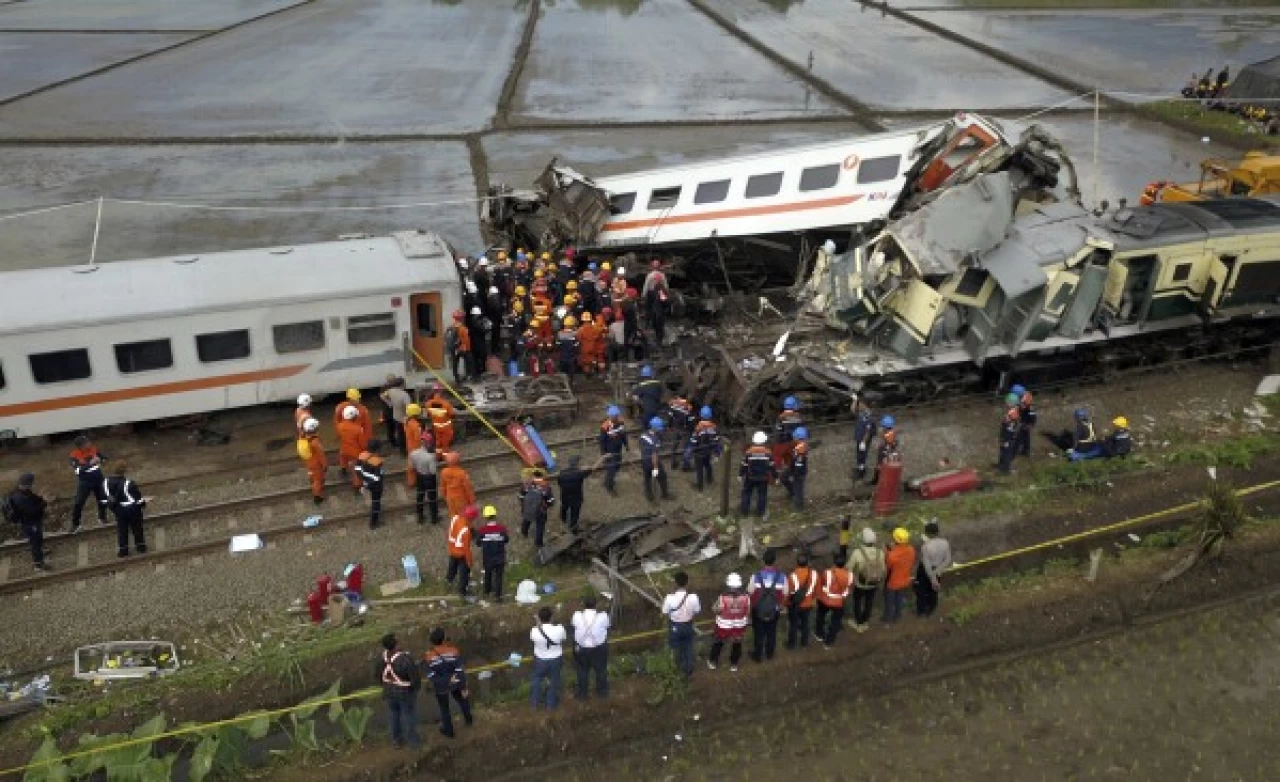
[819,568,852,608]
[714,594,751,631]
[789,568,817,609]
[448,516,471,556]
[382,650,411,688]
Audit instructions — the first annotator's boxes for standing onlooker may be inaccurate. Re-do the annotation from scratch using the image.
[517,469,555,549]
[883,527,916,623]
[915,521,953,618]
[423,628,473,738]
[848,528,886,633]
[380,375,411,452]
[409,440,440,524]
[571,594,611,700]
[104,463,147,557]
[5,474,49,571]
[476,507,510,602]
[662,571,701,677]
[639,417,671,502]
[1012,384,1036,458]
[998,395,1020,475]
[785,553,818,649]
[68,435,108,532]
[748,551,787,663]
[708,573,750,671]
[853,398,877,482]
[530,606,566,710]
[814,554,852,648]
[555,456,595,535]
[374,633,421,749]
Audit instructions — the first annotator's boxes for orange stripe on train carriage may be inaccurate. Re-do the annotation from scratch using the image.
[599,194,864,232]
[0,364,310,418]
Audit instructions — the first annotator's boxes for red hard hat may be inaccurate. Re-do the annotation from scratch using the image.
[626,287,638,299]
[463,504,479,520]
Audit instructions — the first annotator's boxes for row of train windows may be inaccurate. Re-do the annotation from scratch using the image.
[610,155,903,214]
[0,313,396,388]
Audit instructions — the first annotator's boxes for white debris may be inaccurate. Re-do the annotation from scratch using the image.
[229,534,263,553]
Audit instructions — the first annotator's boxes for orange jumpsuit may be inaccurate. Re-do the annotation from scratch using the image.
[333,401,373,444]
[304,435,328,500]
[577,321,601,373]
[336,419,367,489]
[439,465,476,519]
[404,417,423,487]
[425,396,457,452]
[447,513,474,568]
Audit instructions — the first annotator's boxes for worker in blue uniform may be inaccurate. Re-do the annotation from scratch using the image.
[773,396,804,471]
[631,365,664,423]
[853,398,877,481]
[688,406,722,492]
[780,427,809,510]
[639,417,671,502]
[598,405,629,496]
[739,431,777,517]
[998,399,1020,475]
[1068,408,1104,461]
[665,395,693,469]
[1011,384,1037,458]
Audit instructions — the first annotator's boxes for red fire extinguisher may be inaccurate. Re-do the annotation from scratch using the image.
[873,460,904,517]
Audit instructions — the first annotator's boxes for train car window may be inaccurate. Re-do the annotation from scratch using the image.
[857,155,902,184]
[745,172,783,199]
[415,302,438,337]
[609,192,636,215]
[694,179,731,205]
[1171,263,1191,283]
[114,339,173,374]
[348,313,397,344]
[647,187,681,210]
[196,330,251,363]
[273,321,326,354]
[799,164,840,192]
[29,348,91,384]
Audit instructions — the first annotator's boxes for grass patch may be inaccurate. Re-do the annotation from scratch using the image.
[1165,433,1280,469]
[1139,100,1279,152]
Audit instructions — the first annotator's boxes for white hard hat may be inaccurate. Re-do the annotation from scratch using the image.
[302,417,320,434]
[457,257,469,270]
[488,286,499,295]
[752,431,768,445]
[470,306,482,315]
[617,266,626,276]
[478,256,489,267]
[297,393,312,408]
[861,527,877,545]
[342,406,359,421]
[465,280,478,294]
[726,573,743,589]
[554,306,567,318]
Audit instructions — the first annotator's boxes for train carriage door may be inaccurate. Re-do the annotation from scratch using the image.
[1200,251,1238,317]
[409,292,444,369]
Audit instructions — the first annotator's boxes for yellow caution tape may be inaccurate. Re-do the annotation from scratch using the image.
[408,347,519,459]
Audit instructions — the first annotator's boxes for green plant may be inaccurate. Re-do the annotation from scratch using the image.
[948,604,982,627]
[643,650,688,706]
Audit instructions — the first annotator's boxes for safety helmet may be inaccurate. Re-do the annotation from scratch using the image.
[567,280,578,291]
[606,405,621,418]
[649,417,665,431]
[534,269,545,279]
[342,406,360,421]
[884,430,897,444]
[453,310,465,322]
[564,315,577,327]
[463,504,479,520]
[302,417,320,434]
[445,451,461,466]
[470,306,482,316]
[488,286,499,296]
[1074,408,1089,421]
[1005,407,1020,422]
[515,285,527,296]
[1010,384,1026,397]
[588,262,598,271]
[602,262,612,271]
[513,301,525,312]
[345,388,361,402]
[498,250,508,260]
[726,573,743,589]
[752,431,768,445]
[465,280,478,294]
[700,406,713,420]
[650,259,661,269]
[297,393,312,408]
[783,396,799,411]
[406,403,422,418]
[881,415,895,429]
[617,266,626,277]
[640,365,654,378]
[892,527,910,545]
[793,426,808,440]
[1005,393,1019,407]
[554,306,568,319]
[541,251,552,261]
[1113,416,1129,429]
[626,287,639,299]
[482,505,498,518]
[478,256,489,267]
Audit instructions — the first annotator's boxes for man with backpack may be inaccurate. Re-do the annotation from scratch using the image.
[4,473,49,572]
[748,550,787,663]
[848,528,886,633]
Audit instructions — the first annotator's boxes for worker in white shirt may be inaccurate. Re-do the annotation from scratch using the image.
[571,594,611,700]
[661,571,702,678]
[529,606,567,710]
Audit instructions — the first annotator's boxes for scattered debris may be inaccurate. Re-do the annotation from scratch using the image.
[229,534,263,553]
[74,641,179,682]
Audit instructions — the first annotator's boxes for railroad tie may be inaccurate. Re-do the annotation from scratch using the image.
[0,556,8,584]
[77,542,89,568]
[154,527,167,552]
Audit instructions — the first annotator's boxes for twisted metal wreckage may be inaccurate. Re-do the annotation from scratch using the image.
[483,113,1280,420]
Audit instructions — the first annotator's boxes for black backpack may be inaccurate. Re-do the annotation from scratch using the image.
[752,572,780,620]
[2,492,19,526]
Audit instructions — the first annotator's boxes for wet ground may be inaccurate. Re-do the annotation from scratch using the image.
[0,0,1274,269]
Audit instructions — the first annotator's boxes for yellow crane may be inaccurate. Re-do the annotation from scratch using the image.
[1141,151,1280,205]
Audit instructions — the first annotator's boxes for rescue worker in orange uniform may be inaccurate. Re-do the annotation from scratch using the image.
[68,435,109,532]
[336,405,369,492]
[786,552,818,649]
[404,403,424,488]
[449,310,472,383]
[814,553,852,648]
[591,313,609,372]
[334,388,373,444]
[439,451,476,519]
[577,313,602,376]
[300,417,328,505]
[446,504,478,598]
[294,393,314,438]
[425,385,457,452]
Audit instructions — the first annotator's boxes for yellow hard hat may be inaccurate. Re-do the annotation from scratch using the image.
[564,315,577,327]
[602,262,612,271]
[1113,416,1128,429]
[563,294,577,305]
[512,300,525,312]
[566,280,578,291]
[534,269,544,279]
[541,251,551,261]
[498,250,508,260]
[892,527,910,545]
[406,403,422,418]
[483,505,498,518]
[514,285,527,296]
[345,388,361,402]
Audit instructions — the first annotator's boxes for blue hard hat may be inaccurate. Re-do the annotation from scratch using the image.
[640,365,653,378]
[1074,408,1089,420]
[588,262,598,271]
[700,406,713,420]
[880,415,895,429]
[793,427,808,440]
[606,405,621,417]
[649,417,665,431]
[1010,384,1026,397]
[783,396,799,411]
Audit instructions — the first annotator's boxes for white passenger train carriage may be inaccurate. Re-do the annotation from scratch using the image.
[585,113,1009,248]
[0,231,461,439]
